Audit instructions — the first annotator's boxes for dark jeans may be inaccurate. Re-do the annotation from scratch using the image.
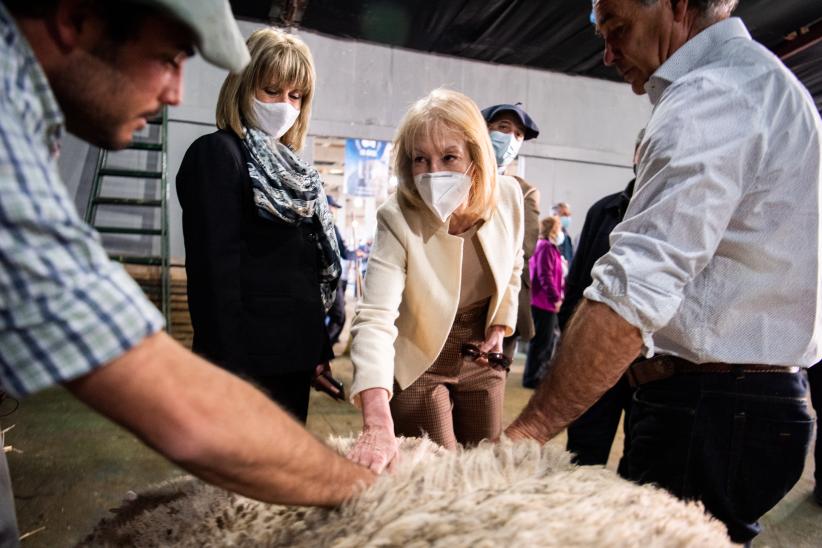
[326,281,347,345]
[522,307,557,388]
[626,370,813,544]
[566,374,633,476]
[809,362,822,489]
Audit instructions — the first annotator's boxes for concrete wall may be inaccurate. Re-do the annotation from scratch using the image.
[59,21,651,260]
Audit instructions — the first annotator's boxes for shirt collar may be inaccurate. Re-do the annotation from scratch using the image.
[645,17,752,105]
[1,2,65,146]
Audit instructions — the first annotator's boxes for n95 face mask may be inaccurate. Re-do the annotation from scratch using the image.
[252,99,300,139]
[489,131,522,169]
[413,166,473,223]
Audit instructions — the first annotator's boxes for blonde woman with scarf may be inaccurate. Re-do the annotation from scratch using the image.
[177,28,340,423]
[347,89,524,472]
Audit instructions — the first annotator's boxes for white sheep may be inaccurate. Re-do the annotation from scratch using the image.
[83,436,732,547]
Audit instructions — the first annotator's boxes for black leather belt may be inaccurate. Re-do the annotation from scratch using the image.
[627,355,800,388]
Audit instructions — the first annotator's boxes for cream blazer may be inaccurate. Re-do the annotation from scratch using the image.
[349,175,524,406]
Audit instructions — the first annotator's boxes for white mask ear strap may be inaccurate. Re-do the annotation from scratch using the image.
[463,162,476,186]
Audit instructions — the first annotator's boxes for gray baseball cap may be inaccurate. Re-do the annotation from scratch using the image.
[142,0,250,73]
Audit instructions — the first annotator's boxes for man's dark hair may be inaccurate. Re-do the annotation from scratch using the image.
[5,0,161,44]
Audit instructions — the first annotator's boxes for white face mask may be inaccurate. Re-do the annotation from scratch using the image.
[554,229,566,246]
[489,131,522,170]
[251,98,300,139]
[413,164,473,223]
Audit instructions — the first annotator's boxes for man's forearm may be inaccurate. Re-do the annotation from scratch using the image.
[506,299,643,442]
[66,332,373,506]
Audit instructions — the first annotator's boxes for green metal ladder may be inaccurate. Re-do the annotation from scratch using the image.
[83,107,171,325]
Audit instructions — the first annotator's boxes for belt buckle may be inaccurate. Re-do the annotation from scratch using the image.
[628,356,676,388]
[649,356,675,384]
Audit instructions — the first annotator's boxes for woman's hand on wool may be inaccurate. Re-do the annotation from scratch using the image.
[347,425,399,474]
[347,388,399,474]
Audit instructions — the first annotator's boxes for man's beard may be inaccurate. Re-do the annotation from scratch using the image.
[50,48,135,150]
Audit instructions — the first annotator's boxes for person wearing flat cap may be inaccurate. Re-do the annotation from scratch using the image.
[0,0,372,541]
[481,104,542,367]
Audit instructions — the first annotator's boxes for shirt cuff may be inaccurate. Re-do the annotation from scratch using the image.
[583,282,655,358]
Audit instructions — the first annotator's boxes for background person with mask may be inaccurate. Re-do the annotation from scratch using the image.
[326,194,361,347]
[553,202,574,265]
[178,28,341,424]
[522,216,565,389]
[481,103,541,361]
[345,89,524,473]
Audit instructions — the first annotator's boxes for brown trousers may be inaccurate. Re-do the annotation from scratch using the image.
[390,299,506,449]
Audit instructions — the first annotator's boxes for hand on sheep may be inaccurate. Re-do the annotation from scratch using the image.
[347,426,400,474]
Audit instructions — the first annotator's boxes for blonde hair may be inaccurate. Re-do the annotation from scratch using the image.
[540,216,561,240]
[215,28,315,150]
[394,88,498,222]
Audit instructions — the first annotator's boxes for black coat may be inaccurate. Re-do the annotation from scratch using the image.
[558,180,635,330]
[176,130,333,376]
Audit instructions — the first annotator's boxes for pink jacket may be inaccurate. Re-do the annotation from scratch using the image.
[529,239,564,313]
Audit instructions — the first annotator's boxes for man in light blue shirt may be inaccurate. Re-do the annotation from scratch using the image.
[508,0,822,543]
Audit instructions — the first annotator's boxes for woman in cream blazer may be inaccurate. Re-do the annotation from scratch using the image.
[347,89,524,473]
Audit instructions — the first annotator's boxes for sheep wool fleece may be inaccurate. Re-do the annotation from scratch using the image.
[83,437,732,547]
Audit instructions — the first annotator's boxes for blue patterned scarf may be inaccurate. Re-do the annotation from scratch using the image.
[242,126,340,312]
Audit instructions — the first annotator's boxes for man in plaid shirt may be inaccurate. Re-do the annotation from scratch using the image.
[0,1,371,543]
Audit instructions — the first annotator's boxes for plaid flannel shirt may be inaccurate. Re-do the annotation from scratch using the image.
[0,4,164,396]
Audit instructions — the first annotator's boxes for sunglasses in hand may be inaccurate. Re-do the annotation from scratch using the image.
[460,343,512,373]
[311,369,345,401]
